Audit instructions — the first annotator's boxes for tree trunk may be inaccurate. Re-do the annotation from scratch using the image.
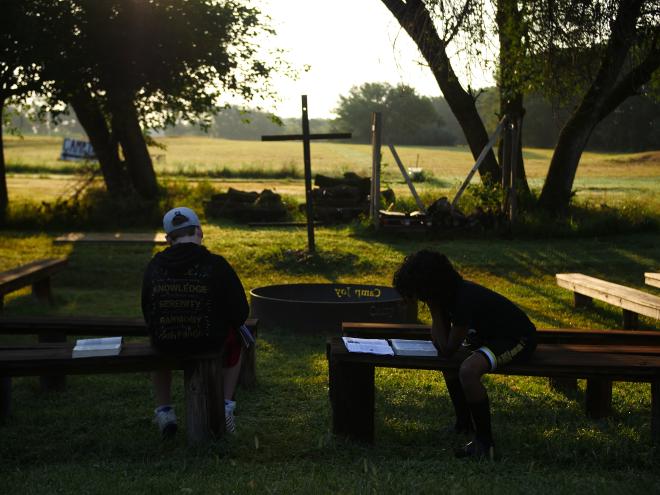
[538,0,646,214]
[69,91,126,195]
[381,0,501,185]
[110,95,158,199]
[538,113,599,215]
[496,0,529,197]
[0,98,8,225]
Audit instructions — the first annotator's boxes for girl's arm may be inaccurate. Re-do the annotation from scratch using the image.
[429,303,468,357]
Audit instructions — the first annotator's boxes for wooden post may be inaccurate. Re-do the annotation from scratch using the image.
[623,310,639,330]
[238,327,257,389]
[451,117,506,210]
[370,112,382,229]
[329,355,375,443]
[32,277,53,303]
[38,333,67,392]
[509,117,520,223]
[301,95,316,253]
[0,376,10,423]
[652,380,660,447]
[184,357,225,446]
[388,144,427,214]
[585,378,613,419]
[548,377,578,395]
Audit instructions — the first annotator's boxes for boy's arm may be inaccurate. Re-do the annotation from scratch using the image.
[429,304,468,357]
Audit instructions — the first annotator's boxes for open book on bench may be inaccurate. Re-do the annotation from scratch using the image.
[389,339,438,357]
[341,337,439,357]
[72,336,122,358]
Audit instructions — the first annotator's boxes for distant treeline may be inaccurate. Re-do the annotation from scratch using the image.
[6,87,660,152]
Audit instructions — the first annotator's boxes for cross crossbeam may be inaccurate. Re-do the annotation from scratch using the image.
[261,95,351,252]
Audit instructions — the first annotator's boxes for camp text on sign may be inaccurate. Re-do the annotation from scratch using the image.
[60,138,97,161]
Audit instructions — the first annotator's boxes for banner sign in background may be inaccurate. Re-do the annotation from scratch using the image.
[60,138,97,161]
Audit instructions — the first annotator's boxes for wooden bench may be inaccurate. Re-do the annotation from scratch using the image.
[341,322,660,418]
[0,258,68,311]
[646,273,660,289]
[556,273,660,329]
[0,342,227,446]
[327,336,660,446]
[0,316,258,393]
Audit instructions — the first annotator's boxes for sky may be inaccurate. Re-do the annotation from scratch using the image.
[254,0,494,119]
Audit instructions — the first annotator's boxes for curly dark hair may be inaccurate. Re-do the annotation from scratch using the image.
[392,249,462,307]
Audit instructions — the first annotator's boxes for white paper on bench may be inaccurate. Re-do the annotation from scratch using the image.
[342,337,394,356]
[390,339,438,357]
[72,336,122,358]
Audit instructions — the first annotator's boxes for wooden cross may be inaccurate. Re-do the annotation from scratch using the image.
[262,95,351,253]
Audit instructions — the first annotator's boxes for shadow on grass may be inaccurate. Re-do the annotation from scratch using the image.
[256,247,376,281]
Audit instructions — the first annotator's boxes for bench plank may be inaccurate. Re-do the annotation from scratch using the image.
[0,258,68,297]
[646,273,660,289]
[54,232,167,244]
[556,273,660,320]
[0,316,259,388]
[0,342,226,445]
[341,322,660,346]
[327,337,660,445]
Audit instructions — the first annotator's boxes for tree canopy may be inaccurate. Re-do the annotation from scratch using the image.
[333,82,453,145]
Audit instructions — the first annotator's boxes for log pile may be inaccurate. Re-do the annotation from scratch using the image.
[308,172,371,223]
[204,188,288,222]
[380,197,505,232]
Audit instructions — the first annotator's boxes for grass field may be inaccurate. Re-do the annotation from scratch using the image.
[2,136,660,493]
[1,225,660,493]
[5,135,660,209]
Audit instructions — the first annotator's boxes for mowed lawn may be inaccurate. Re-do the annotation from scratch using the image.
[5,135,660,208]
[1,224,660,493]
[2,136,660,492]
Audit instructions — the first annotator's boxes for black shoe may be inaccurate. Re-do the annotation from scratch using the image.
[454,440,495,461]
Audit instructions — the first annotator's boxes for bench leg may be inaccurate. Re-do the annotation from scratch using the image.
[238,343,257,389]
[548,377,578,395]
[622,310,639,330]
[652,380,660,448]
[32,277,53,304]
[574,293,592,308]
[38,334,67,392]
[585,378,612,419]
[184,358,225,447]
[329,357,375,443]
[1,377,10,423]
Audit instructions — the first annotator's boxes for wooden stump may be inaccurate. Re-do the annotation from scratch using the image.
[184,357,225,446]
[585,378,612,419]
[38,333,67,392]
[623,310,639,330]
[0,376,11,423]
[32,278,53,303]
[652,380,660,447]
[238,342,257,389]
[548,377,578,395]
[329,353,375,443]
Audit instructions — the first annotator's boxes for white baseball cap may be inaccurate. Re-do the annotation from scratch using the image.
[163,206,201,235]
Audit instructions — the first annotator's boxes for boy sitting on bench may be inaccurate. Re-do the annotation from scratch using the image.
[142,206,249,437]
[393,250,537,460]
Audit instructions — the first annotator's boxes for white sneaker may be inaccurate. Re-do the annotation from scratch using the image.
[225,400,236,434]
[153,405,177,438]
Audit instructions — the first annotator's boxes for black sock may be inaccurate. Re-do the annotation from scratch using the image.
[444,373,472,432]
[467,396,493,446]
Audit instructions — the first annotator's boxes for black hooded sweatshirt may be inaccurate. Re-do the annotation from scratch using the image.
[141,243,248,351]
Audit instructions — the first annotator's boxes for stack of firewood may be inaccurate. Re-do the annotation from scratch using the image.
[204,188,288,222]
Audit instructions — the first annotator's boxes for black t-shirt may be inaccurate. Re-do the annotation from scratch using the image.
[449,280,536,339]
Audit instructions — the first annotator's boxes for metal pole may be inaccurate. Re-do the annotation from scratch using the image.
[301,95,315,253]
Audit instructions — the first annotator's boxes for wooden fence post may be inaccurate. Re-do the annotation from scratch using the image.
[370,112,382,230]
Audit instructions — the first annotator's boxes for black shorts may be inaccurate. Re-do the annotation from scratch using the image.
[466,335,536,371]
